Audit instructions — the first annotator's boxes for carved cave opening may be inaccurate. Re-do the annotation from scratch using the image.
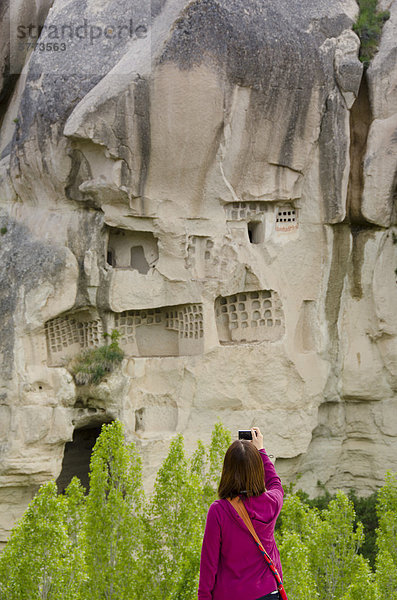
[113,303,204,357]
[247,221,264,244]
[56,425,110,494]
[130,245,150,274]
[215,290,285,344]
[106,227,158,272]
[45,310,103,366]
[225,201,298,237]
[107,247,115,266]
[45,302,205,365]
[346,74,372,225]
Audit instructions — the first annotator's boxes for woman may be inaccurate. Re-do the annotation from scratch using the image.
[198,427,284,600]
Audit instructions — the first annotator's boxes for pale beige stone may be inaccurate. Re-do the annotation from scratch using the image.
[362,115,397,227]
[373,231,397,335]
[0,407,11,442]
[17,407,53,445]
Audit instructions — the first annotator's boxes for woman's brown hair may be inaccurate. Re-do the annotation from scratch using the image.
[218,440,265,499]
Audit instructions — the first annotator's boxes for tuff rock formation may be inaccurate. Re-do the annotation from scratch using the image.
[0,0,396,546]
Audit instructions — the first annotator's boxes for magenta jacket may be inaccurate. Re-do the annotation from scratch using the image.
[198,449,284,600]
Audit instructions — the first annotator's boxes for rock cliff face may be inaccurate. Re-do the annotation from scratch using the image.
[0,0,396,546]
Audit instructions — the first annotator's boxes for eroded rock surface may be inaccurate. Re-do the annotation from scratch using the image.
[0,0,396,546]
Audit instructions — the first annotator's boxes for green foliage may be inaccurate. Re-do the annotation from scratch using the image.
[278,531,319,600]
[0,480,86,600]
[0,226,7,235]
[310,492,366,598]
[277,491,378,599]
[341,555,377,600]
[293,484,379,567]
[348,489,378,568]
[69,329,124,385]
[83,420,144,600]
[142,434,204,600]
[353,0,390,68]
[1,422,396,600]
[375,472,397,599]
[191,421,232,515]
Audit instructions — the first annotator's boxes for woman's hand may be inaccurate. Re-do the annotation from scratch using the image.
[251,427,264,450]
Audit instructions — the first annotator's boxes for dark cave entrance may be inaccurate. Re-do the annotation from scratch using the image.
[247,221,264,244]
[56,425,105,494]
[346,74,372,225]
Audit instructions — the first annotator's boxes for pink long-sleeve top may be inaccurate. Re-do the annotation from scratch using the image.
[198,449,284,600]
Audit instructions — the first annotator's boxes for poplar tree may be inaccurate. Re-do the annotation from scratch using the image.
[375,471,397,599]
[142,434,204,600]
[0,480,85,600]
[278,491,377,599]
[82,421,145,600]
[191,421,232,516]
[278,531,319,600]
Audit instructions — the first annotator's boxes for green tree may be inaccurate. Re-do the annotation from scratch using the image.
[278,531,319,600]
[309,492,376,599]
[82,421,145,600]
[142,434,204,600]
[0,481,85,600]
[191,421,232,517]
[278,491,376,600]
[341,555,377,600]
[348,490,378,568]
[294,485,379,567]
[375,472,397,599]
[276,494,322,598]
[353,0,390,67]
[63,477,87,596]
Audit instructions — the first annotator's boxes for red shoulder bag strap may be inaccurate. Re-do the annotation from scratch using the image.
[228,497,288,600]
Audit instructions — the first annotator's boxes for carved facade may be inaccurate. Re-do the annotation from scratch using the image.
[215,291,284,344]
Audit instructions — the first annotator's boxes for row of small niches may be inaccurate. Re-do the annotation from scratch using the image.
[229,318,281,329]
[115,307,202,326]
[115,314,162,326]
[219,291,272,303]
[167,320,203,331]
[180,330,204,338]
[225,203,297,222]
[188,238,214,250]
[276,209,296,223]
[218,300,274,313]
[228,309,280,322]
[217,293,277,313]
[46,320,102,352]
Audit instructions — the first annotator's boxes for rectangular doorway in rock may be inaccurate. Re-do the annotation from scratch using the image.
[106,227,158,272]
[56,425,109,494]
[247,221,264,244]
[224,202,267,244]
